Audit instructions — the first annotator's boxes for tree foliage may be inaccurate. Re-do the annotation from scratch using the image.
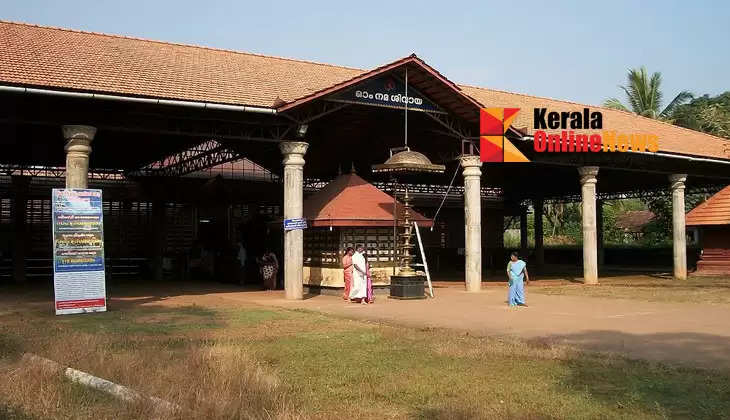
[603,67,693,120]
[671,92,730,139]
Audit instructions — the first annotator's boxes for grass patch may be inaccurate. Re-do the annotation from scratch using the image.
[532,276,730,304]
[1,288,729,419]
[225,308,292,325]
[63,305,222,335]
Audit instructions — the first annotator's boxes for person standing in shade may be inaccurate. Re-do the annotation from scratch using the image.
[341,247,354,301]
[507,251,529,307]
[258,249,279,290]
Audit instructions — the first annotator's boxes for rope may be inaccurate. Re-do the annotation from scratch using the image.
[431,162,460,228]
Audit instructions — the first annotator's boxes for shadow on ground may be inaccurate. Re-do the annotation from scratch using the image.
[548,329,730,371]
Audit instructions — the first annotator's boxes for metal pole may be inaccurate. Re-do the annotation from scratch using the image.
[404,68,408,148]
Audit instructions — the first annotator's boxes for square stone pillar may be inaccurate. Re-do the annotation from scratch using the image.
[533,198,544,268]
[62,125,96,189]
[280,141,308,299]
[461,156,482,292]
[669,174,688,280]
[579,166,599,284]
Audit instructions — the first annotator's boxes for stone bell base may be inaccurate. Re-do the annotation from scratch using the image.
[389,275,426,300]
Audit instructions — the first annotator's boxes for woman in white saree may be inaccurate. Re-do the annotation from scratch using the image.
[349,245,368,304]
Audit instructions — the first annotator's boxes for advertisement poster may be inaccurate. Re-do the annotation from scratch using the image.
[52,189,107,315]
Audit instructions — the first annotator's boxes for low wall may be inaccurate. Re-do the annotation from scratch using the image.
[303,265,394,287]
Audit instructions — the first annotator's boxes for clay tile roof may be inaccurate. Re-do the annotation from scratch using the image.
[303,173,432,227]
[615,210,655,232]
[459,85,730,160]
[0,20,364,107]
[686,185,730,226]
[1,20,729,161]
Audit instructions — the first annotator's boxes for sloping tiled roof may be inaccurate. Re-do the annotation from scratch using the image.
[615,210,655,232]
[303,173,432,227]
[460,85,730,160]
[1,20,729,161]
[0,20,364,107]
[686,185,730,226]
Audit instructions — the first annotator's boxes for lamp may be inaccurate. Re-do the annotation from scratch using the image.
[372,148,444,277]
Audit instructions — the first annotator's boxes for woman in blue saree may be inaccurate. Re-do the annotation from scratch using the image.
[507,251,530,307]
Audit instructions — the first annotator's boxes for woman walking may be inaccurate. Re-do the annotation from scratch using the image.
[342,247,354,300]
[349,245,368,304]
[507,251,529,307]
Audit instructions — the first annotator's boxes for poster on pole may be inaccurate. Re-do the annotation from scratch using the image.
[52,189,107,315]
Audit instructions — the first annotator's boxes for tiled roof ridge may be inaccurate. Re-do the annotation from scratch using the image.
[0,19,366,72]
[459,83,730,144]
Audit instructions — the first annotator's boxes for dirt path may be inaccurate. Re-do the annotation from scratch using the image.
[211,287,730,370]
[93,280,730,370]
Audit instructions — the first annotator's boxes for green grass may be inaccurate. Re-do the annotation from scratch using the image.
[1,296,730,419]
[532,276,730,304]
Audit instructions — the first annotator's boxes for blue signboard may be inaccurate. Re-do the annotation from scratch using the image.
[327,75,445,114]
[283,218,308,231]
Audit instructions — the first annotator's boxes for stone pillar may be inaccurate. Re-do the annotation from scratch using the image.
[597,199,605,268]
[533,198,544,268]
[669,174,687,280]
[519,206,528,259]
[62,125,96,189]
[461,156,482,292]
[11,176,30,283]
[579,166,599,284]
[280,141,308,299]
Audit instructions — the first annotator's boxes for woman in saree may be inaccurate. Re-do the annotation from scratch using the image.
[342,247,354,300]
[507,251,529,307]
[363,250,374,304]
[258,249,279,290]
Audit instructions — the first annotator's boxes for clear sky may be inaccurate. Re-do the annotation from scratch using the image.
[4,0,729,106]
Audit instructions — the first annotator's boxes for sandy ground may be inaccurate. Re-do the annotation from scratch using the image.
[115,280,730,371]
[11,276,724,370]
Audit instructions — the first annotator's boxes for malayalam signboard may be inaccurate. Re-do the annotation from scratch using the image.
[283,218,308,231]
[327,75,445,114]
[52,189,107,315]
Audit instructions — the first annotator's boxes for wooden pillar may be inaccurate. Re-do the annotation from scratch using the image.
[11,176,30,284]
[597,199,604,268]
[533,198,544,269]
[151,201,166,281]
[520,206,528,259]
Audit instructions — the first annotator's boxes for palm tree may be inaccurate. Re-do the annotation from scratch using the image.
[603,67,693,120]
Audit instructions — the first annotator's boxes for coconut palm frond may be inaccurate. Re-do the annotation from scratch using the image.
[660,91,694,120]
[603,98,629,111]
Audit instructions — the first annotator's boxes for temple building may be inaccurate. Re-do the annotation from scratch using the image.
[686,186,730,276]
[1,21,729,295]
[302,170,432,291]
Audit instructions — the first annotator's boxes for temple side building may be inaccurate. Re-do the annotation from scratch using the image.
[686,186,730,276]
[302,171,432,290]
